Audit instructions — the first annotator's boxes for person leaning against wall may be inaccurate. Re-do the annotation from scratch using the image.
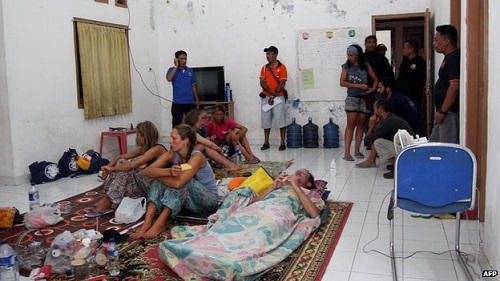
[259,45,288,151]
[166,50,200,129]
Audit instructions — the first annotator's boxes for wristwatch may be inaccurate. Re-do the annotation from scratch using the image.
[438,108,447,114]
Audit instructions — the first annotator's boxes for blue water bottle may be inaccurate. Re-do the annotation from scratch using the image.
[225,83,231,101]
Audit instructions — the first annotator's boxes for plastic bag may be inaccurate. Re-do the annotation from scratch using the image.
[115,197,146,224]
[24,206,63,229]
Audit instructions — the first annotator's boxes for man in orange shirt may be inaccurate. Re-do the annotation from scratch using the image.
[259,46,288,151]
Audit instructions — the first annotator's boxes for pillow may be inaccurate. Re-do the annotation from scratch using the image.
[228,177,248,191]
[239,167,274,194]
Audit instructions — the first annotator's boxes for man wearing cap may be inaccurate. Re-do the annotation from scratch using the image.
[259,46,288,151]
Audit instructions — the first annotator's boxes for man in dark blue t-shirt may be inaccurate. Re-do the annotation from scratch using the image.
[430,25,460,143]
[378,77,422,134]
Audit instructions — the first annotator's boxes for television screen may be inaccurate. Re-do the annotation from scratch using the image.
[192,66,225,101]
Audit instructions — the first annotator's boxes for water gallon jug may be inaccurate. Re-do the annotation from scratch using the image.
[323,117,340,148]
[303,117,319,148]
[286,118,302,148]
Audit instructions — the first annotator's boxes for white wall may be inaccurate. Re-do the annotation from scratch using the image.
[485,0,500,269]
[0,0,456,182]
[0,0,161,184]
[154,0,432,145]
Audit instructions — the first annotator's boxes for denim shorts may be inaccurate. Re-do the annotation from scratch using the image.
[345,96,371,114]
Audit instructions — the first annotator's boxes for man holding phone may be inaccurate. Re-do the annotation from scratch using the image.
[167,50,200,128]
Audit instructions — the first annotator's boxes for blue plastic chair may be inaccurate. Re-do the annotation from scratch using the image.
[389,142,477,281]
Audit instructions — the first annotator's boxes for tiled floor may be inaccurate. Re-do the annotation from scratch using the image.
[1,145,494,281]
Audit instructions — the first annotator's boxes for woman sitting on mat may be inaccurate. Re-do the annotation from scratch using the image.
[131,123,220,239]
[206,105,260,164]
[93,121,167,212]
[183,109,240,171]
[157,168,324,279]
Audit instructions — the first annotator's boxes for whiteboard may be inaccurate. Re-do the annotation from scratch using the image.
[297,26,371,101]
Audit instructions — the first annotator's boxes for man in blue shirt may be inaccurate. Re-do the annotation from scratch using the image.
[167,50,200,128]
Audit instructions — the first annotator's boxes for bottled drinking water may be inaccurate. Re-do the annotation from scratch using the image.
[234,144,242,166]
[106,238,120,276]
[29,185,40,210]
[330,158,337,177]
[0,240,20,281]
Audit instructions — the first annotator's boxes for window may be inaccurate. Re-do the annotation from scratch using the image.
[115,0,127,8]
[74,19,132,119]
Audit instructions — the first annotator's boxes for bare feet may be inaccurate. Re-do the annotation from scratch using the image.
[94,197,112,212]
[142,221,165,239]
[224,162,242,171]
[130,221,151,240]
[355,160,376,168]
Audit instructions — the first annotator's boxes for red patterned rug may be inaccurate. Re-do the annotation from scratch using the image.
[85,201,352,281]
[0,167,351,280]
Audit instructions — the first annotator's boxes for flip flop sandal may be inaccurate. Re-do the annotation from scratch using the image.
[354,153,365,159]
[84,208,113,218]
[342,156,355,161]
[356,162,377,168]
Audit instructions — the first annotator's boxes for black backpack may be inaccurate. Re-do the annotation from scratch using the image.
[84,150,110,174]
[58,148,81,177]
[29,161,61,184]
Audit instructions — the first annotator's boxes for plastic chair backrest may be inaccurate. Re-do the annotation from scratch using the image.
[395,143,476,212]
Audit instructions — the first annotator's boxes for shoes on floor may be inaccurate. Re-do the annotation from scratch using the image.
[342,156,355,161]
[279,144,286,151]
[386,164,394,171]
[383,171,394,179]
[260,143,270,150]
[356,162,376,168]
[410,213,433,219]
[434,214,456,220]
[354,152,365,159]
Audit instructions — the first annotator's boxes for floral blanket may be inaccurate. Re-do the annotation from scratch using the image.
[158,186,325,280]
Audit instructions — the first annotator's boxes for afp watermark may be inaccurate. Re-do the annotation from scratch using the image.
[482,270,499,277]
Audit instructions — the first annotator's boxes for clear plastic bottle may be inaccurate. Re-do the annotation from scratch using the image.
[29,185,40,210]
[106,238,120,276]
[0,240,20,281]
[330,158,337,177]
[234,144,242,166]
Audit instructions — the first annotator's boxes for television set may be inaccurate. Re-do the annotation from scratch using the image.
[192,66,226,101]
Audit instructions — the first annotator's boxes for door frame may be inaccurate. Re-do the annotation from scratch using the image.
[372,10,432,136]
[463,0,488,221]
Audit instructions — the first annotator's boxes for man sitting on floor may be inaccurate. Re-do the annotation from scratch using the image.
[356,98,414,179]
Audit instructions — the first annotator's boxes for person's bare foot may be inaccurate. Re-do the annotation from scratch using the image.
[93,197,112,212]
[142,221,165,239]
[355,160,376,168]
[130,221,151,240]
[224,163,242,171]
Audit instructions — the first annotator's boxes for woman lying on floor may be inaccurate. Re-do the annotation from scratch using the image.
[183,109,241,171]
[93,121,167,212]
[131,123,220,239]
[158,168,324,280]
